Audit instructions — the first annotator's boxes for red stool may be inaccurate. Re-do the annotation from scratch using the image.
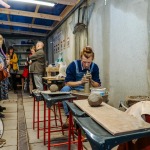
[68,111,83,150]
[43,101,65,145]
[41,93,77,150]
[32,93,44,139]
[66,101,86,150]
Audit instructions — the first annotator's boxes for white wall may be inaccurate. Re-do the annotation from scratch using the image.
[109,0,149,106]
[47,0,150,107]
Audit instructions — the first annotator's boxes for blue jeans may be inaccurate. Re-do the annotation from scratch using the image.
[61,85,83,116]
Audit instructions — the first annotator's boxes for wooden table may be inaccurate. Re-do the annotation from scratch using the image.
[42,76,65,90]
[74,100,150,135]
[42,76,65,81]
[71,90,90,100]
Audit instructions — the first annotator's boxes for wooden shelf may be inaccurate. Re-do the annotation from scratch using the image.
[13,44,33,46]
[19,59,27,61]
[16,51,30,54]
[18,65,25,67]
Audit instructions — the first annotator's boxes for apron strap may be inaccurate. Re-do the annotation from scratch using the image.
[74,60,79,74]
[90,62,95,73]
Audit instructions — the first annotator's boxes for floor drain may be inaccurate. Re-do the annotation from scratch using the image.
[17,92,29,150]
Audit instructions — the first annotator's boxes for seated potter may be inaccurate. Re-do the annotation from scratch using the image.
[61,46,101,128]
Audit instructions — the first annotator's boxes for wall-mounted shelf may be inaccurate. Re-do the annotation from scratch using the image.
[13,44,32,71]
[16,51,30,54]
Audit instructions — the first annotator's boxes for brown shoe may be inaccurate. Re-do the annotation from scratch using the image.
[62,118,69,129]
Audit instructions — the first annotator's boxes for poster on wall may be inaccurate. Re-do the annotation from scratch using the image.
[66,37,70,48]
[61,41,63,51]
[53,31,65,53]
[63,39,65,49]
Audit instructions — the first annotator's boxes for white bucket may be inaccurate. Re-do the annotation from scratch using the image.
[90,88,106,96]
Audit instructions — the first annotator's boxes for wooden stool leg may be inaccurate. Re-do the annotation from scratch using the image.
[21,77,24,91]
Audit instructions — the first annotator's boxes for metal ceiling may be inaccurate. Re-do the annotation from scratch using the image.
[0,0,79,37]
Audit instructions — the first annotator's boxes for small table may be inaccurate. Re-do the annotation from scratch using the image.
[71,90,90,100]
[42,76,65,90]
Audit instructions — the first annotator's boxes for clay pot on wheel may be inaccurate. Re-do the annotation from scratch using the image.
[88,93,103,107]
[49,84,59,92]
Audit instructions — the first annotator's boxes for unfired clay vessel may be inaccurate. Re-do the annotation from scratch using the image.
[49,84,59,92]
[88,93,103,107]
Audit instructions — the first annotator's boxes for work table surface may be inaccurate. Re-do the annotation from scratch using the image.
[74,100,150,135]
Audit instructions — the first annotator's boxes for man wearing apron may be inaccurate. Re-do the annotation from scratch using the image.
[61,46,101,128]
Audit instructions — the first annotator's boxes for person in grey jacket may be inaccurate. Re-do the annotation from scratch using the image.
[29,41,45,91]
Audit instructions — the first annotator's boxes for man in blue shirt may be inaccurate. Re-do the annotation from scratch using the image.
[61,46,101,128]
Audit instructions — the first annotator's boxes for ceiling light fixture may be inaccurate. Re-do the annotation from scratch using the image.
[0,0,10,8]
[9,0,55,7]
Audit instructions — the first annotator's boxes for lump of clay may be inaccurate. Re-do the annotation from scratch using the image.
[88,93,103,107]
[49,84,59,92]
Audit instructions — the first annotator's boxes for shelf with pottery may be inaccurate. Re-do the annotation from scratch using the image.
[13,44,32,71]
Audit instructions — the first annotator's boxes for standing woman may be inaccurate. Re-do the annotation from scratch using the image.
[0,34,9,100]
[7,46,19,94]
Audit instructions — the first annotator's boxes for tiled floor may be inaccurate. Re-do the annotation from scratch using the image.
[0,91,117,150]
[0,91,89,150]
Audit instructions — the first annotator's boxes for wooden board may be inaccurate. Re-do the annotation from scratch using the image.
[42,76,65,81]
[41,91,70,95]
[74,100,150,135]
[71,90,90,96]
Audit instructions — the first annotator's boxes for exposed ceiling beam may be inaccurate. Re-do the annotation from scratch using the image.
[60,5,75,19]
[4,0,13,30]
[47,0,85,37]
[0,20,53,30]
[0,28,47,37]
[49,5,75,34]
[32,5,40,24]
[47,0,79,6]
[4,1,10,21]
[0,8,62,21]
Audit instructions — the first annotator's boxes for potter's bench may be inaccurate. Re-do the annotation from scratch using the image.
[65,100,150,150]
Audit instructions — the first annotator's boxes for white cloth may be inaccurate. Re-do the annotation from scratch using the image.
[126,101,150,122]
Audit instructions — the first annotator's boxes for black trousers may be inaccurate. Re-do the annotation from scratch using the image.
[10,73,17,91]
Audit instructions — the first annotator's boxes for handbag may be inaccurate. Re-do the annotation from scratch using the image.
[22,67,29,78]
[0,69,8,81]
